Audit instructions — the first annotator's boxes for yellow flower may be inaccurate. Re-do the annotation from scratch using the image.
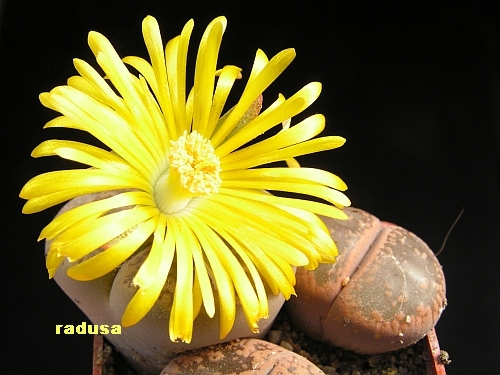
[20,15,350,343]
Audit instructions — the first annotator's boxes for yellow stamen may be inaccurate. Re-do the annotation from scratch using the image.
[154,130,221,214]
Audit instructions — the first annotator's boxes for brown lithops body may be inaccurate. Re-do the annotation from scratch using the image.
[160,338,325,375]
[286,207,446,354]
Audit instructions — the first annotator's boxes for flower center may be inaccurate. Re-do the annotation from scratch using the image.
[155,130,221,214]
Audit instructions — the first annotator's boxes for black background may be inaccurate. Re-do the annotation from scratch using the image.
[2,1,499,374]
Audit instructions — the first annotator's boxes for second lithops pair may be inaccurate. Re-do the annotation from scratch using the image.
[287,207,447,354]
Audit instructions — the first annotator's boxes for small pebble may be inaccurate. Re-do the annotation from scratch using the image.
[321,365,340,375]
[280,340,294,351]
[268,329,282,344]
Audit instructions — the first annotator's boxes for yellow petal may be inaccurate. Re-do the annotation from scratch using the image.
[239,239,295,298]
[194,198,310,266]
[135,76,170,159]
[216,82,322,157]
[42,115,86,132]
[123,56,159,96]
[217,230,269,319]
[222,180,351,208]
[46,247,66,278]
[21,169,150,199]
[163,19,194,135]
[168,217,194,343]
[210,48,296,147]
[275,204,339,263]
[88,31,149,127]
[39,191,154,240]
[218,187,348,220]
[179,217,215,318]
[122,214,176,327]
[67,76,105,104]
[131,213,167,289]
[204,65,242,139]
[73,58,128,113]
[187,216,236,338]
[32,140,128,167]
[42,87,154,175]
[246,49,269,84]
[220,113,325,165]
[141,16,178,140]
[202,192,325,264]
[67,215,158,280]
[206,191,317,246]
[221,166,348,191]
[192,17,226,136]
[54,207,159,261]
[221,136,346,171]
[23,186,130,214]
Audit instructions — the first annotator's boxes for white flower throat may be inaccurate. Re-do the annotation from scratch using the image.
[155,130,221,214]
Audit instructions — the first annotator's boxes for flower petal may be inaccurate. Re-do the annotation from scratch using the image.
[210,48,296,147]
[164,19,194,135]
[221,136,346,171]
[221,166,348,191]
[46,247,66,278]
[215,82,322,157]
[204,65,242,139]
[178,216,215,318]
[122,214,176,327]
[39,191,154,240]
[237,239,295,298]
[21,169,150,200]
[53,206,159,261]
[187,216,236,338]
[168,217,194,343]
[67,215,158,280]
[219,113,325,165]
[72,58,129,113]
[42,115,86,132]
[192,16,226,136]
[32,140,127,167]
[193,198,310,266]
[123,56,159,96]
[141,16,178,139]
[40,87,155,176]
[215,230,269,319]
[218,187,348,220]
[222,180,350,208]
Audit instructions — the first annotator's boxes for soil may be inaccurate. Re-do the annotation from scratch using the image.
[98,308,433,375]
[264,312,428,375]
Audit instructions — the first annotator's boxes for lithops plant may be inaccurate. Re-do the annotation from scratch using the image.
[159,338,325,375]
[21,14,351,375]
[285,207,447,354]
